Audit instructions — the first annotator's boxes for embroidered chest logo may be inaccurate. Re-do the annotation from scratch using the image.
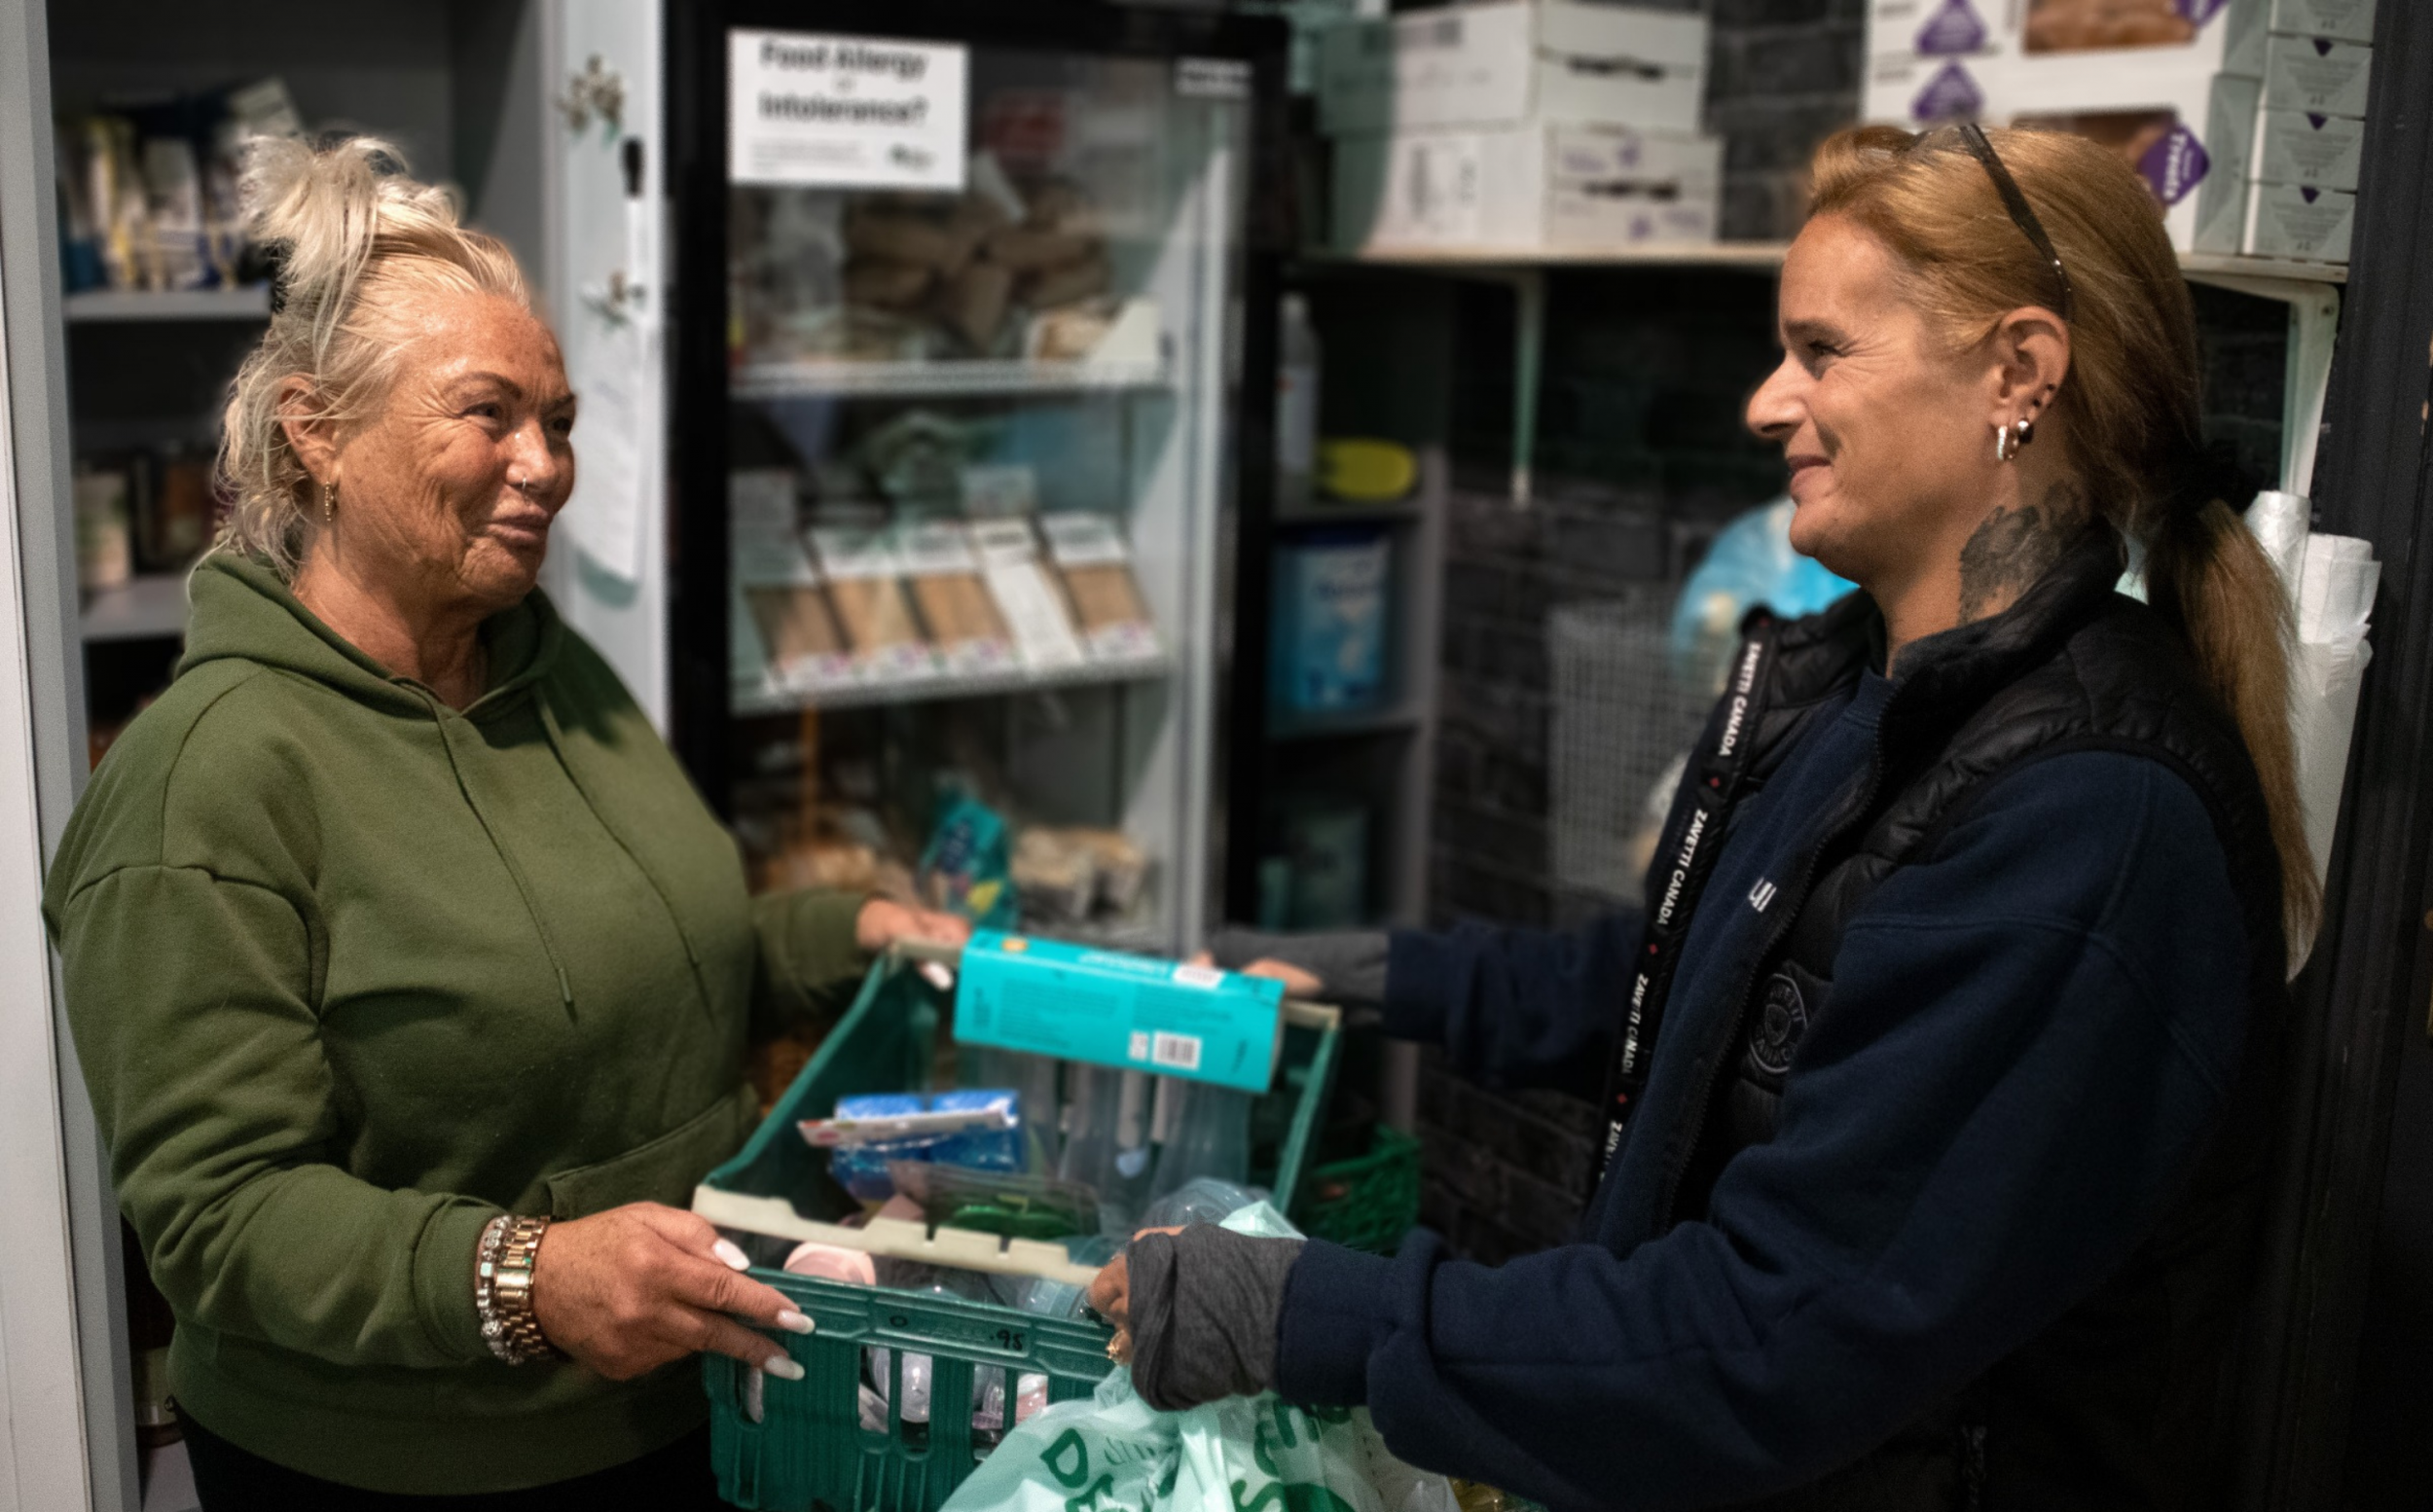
[1749,970,1810,1078]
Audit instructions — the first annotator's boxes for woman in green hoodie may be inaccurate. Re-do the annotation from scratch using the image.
[42,136,966,1508]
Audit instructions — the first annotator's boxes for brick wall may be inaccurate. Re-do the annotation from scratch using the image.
[1409,3,2297,1261]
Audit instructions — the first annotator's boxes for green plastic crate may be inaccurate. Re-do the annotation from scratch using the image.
[695,946,1344,1512]
[1295,1125,1421,1255]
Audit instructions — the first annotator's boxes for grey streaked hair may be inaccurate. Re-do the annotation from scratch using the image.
[215,135,530,575]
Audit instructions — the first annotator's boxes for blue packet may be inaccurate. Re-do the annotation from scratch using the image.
[826,1090,1024,1202]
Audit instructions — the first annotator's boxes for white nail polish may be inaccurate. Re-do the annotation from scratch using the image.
[920,962,955,991]
[712,1239,751,1272]
[765,1353,807,1382]
[778,1309,816,1335]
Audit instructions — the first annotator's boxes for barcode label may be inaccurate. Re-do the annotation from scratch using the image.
[1150,1032,1203,1071]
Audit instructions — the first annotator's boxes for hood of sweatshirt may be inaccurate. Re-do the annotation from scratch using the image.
[180,553,564,720]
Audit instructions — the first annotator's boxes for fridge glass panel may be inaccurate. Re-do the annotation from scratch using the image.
[723,34,1249,956]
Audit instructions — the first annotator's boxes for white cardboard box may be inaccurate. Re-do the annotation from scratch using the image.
[2244,180,2354,259]
[1317,2,1709,136]
[1862,56,2261,253]
[1334,123,1722,251]
[2256,0,2376,44]
[2261,34,2373,117]
[1867,0,2025,63]
[2010,0,2268,77]
[2254,105,2364,187]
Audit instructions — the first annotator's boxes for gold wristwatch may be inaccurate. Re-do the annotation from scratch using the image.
[475,1214,558,1364]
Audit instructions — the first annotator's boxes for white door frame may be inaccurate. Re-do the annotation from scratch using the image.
[0,0,134,1507]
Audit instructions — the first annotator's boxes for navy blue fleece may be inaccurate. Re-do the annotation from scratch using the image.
[1274,746,2251,1511]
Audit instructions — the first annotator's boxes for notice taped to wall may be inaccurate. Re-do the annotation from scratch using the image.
[729,28,968,191]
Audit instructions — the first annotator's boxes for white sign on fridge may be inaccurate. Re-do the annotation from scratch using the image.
[729,28,968,191]
[563,319,654,582]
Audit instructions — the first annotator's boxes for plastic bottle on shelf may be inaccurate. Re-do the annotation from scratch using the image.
[974,1046,1064,1171]
[1149,1079,1253,1198]
[1057,1064,1155,1234]
[1277,292,1322,507]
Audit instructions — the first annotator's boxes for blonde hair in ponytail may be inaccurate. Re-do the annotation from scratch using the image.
[1808,125,2321,952]
[216,135,530,575]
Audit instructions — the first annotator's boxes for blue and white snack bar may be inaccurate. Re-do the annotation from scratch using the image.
[823,1090,1024,1201]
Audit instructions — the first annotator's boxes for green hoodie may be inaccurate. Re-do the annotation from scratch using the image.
[44,555,868,1494]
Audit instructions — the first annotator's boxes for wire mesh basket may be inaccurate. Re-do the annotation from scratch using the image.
[1548,594,1716,904]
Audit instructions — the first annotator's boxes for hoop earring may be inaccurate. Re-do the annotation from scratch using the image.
[1993,417,2033,463]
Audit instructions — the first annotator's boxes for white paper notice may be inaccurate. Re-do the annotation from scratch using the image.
[729,29,968,192]
[563,321,653,582]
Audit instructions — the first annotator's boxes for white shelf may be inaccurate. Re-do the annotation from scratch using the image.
[64,286,272,322]
[1317,241,1793,270]
[1315,242,2349,286]
[733,654,1170,717]
[81,573,189,642]
[731,356,1171,401]
[1277,498,1426,527]
[1270,701,1427,743]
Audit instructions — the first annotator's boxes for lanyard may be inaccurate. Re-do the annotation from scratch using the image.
[1590,620,1777,1190]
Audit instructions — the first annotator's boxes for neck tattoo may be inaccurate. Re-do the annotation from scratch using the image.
[1956,480,2088,627]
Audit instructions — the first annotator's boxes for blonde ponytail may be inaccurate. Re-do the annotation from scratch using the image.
[1810,125,2319,948]
[2146,497,2323,952]
[216,135,530,574]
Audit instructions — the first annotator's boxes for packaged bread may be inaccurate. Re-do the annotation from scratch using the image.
[938,261,1015,351]
[731,470,857,696]
[843,258,932,310]
[1064,827,1150,916]
[844,204,975,275]
[809,526,938,683]
[1039,513,1161,664]
[898,521,1016,677]
[968,518,1087,670]
[1013,827,1098,927]
[983,222,1098,273]
[1020,254,1111,313]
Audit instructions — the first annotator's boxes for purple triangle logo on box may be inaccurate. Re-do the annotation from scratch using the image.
[2307,113,2329,129]
[1910,62,1984,124]
[2302,187,2321,204]
[2313,37,2334,55]
[2175,0,2229,22]
[2138,124,2210,206]
[1915,0,1987,55]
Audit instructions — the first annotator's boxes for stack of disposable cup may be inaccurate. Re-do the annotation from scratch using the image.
[2290,532,2379,886]
[2246,491,2378,970]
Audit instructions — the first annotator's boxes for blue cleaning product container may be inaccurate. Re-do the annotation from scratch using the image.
[1272,528,1391,714]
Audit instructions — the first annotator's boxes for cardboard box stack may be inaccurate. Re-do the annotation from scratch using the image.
[1863,0,2375,263]
[1320,1,1724,254]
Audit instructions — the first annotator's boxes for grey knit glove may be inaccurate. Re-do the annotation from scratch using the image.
[1123,1225,1306,1411]
[1205,929,1390,1008]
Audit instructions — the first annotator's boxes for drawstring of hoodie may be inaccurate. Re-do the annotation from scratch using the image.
[422,691,576,1015]
[533,688,720,1020]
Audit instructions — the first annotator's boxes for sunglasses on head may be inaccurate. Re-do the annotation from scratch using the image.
[1939,122,2077,324]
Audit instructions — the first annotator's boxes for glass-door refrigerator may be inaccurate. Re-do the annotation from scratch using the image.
[668,0,1285,958]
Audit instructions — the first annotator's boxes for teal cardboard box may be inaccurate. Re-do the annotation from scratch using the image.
[953,931,1288,1094]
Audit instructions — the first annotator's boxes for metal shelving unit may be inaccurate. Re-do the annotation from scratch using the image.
[731,652,1171,717]
[731,355,1170,401]
[61,286,271,322]
[79,574,188,643]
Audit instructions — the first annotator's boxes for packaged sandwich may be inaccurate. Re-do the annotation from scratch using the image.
[1039,512,1161,664]
[732,470,855,695]
[810,526,938,683]
[968,518,1087,670]
[899,521,1016,677]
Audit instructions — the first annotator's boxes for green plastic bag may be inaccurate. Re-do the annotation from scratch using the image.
[940,1205,1457,1512]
